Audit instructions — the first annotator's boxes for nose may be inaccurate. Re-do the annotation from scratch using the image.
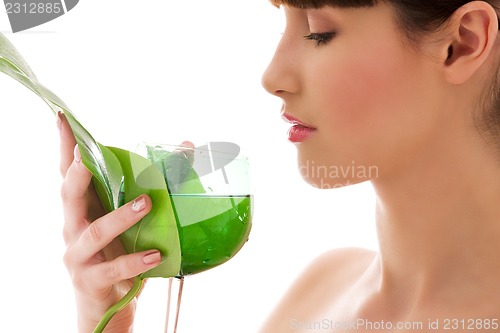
[261,34,301,97]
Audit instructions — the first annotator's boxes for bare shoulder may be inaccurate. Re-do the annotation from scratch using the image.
[307,247,376,275]
[259,248,377,332]
[288,247,377,299]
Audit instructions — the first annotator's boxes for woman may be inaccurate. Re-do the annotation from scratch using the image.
[59,0,500,331]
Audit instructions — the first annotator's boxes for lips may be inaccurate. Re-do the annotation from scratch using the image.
[281,112,317,143]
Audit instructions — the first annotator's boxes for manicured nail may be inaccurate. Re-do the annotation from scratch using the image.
[143,250,161,265]
[132,196,147,212]
[56,111,62,131]
[74,145,82,163]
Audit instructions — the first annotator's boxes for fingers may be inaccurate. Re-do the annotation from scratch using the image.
[63,195,161,291]
[177,141,195,165]
[57,111,77,178]
[80,250,162,290]
[61,145,94,243]
[180,141,195,149]
[73,195,152,262]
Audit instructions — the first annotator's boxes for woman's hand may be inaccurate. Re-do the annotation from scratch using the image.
[57,112,162,332]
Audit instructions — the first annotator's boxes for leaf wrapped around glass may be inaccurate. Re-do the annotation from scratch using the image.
[0,33,253,333]
[112,142,252,332]
[134,142,251,274]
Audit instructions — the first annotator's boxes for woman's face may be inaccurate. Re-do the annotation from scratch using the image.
[262,4,445,188]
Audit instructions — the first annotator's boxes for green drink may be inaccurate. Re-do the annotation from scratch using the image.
[171,194,252,276]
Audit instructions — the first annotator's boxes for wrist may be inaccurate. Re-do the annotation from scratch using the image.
[78,315,134,333]
[75,296,136,333]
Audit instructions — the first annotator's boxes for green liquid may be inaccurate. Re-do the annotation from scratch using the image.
[169,194,252,276]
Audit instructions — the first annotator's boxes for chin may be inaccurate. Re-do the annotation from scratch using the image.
[302,176,360,190]
[297,147,379,189]
[297,155,376,189]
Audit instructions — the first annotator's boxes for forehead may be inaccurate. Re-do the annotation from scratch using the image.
[269,0,377,8]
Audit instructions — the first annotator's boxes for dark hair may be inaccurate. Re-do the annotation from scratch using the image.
[269,0,500,147]
[269,0,500,36]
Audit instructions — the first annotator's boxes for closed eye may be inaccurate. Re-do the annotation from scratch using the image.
[304,32,336,46]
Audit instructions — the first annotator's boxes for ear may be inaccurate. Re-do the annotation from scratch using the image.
[443,1,499,84]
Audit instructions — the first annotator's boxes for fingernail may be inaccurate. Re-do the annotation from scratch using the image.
[143,250,161,265]
[74,144,82,163]
[56,111,62,131]
[132,196,147,212]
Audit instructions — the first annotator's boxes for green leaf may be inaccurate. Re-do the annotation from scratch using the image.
[0,32,182,277]
[107,147,181,278]
[0,32,115,211]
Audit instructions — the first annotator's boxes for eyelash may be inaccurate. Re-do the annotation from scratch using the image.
[304,32,337,46]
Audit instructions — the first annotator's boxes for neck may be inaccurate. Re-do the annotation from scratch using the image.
[370,133,500,310]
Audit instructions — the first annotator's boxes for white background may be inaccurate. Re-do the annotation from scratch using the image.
[0,1,377,332]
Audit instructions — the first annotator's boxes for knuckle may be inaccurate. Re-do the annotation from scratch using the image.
[62,226,72,245]
[69,271,85,291]
[59,165,67,178]
[60,179,70,201]
[116,204,134,227]
[123,257,137,276]
[60,175,82,202]
[119,256,139,280]
[86,221,101,243]
[105,262,121,282]
[62,248,82,288]
[62,243,82,267]
[62,249,73,269]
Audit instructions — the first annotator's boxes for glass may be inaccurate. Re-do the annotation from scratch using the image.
[133,142,253,332]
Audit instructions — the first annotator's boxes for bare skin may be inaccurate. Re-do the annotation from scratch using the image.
[59,1,500,332]
[259,2,500,332]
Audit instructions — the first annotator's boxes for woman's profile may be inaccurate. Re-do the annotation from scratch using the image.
[58,0,500,331]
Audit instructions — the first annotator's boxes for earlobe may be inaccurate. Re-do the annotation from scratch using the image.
[443,2,498,84]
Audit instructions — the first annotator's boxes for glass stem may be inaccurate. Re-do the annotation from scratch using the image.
[164,276,184,333]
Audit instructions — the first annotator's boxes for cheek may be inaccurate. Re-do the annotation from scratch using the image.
[320,49,412,132]
[310,40,430,152]
[299,41,435,186]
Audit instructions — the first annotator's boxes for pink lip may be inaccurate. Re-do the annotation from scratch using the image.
[281,112,317,143]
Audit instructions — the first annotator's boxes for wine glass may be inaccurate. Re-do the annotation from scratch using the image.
[133,141,253,333]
